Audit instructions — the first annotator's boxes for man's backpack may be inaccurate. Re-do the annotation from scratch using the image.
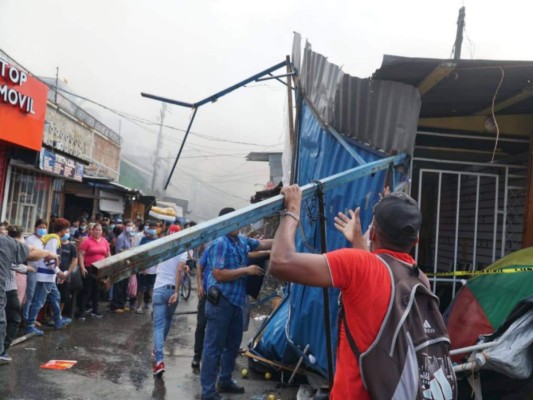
[339,253,457,400]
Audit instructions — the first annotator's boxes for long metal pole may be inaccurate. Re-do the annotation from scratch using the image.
[164,107,198,190]
[151,103,167,195]
[95,153,408,283]
[286,55,296,158]
[317,186,334,391]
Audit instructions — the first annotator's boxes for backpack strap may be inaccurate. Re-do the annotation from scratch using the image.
[338,297,361,359]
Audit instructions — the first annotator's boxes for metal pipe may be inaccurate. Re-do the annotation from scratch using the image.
[453,174,461,297]
[164,107,198,190]
[415,168,423,262]
[413,157,526,169]
[94,153,409,283]
[493,176,499,262]
[317,186,334,391]
[433,172,442,292]
[502,167,509,257]
[450,341,497,356]
[288,344,310,384]
[256,72,295,82]
[473,176,480,271]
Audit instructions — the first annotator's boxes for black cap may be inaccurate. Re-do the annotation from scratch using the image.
[373,192,422,245]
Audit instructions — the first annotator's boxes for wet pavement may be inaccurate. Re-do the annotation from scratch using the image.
[0,282,299,400]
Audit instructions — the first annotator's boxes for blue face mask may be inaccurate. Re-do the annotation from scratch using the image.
[80,225,87,232]
[36,228,47,237]
[148,229,157,236]
[62,233,70,241]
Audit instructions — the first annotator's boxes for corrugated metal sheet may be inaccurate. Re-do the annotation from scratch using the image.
[299,41,344,125]
[293,37,421,156]
[333,75,421,155]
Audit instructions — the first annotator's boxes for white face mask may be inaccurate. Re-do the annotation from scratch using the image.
[125,226,133,234]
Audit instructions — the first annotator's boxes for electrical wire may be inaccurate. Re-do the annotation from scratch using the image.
[53,86,281,147]
[490,67,505,163]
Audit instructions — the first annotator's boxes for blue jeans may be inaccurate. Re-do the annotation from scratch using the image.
[27,282,62,326]
[152,286,179,363]
[200,295,243,399]
[23,271,37,322]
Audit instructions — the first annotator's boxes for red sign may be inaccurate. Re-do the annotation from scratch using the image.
[0,59,48,151]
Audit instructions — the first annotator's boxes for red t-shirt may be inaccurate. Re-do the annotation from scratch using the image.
[79,236,110,266]
[325,248,416,400]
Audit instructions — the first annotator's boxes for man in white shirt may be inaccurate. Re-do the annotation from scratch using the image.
[151,229,187,377]
[23,219,48,324]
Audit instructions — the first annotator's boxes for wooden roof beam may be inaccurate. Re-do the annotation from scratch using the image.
[417,62,457,96]
[475,87,533,116]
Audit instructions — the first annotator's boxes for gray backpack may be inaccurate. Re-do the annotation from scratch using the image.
[338,253,457,400]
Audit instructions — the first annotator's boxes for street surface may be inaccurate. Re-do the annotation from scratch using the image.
[0,281,298,400]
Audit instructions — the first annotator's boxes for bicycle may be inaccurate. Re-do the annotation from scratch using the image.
[180,267,191,301]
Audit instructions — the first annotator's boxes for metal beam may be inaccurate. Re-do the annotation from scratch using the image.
[417,62,456,96]
[94,153,408,284]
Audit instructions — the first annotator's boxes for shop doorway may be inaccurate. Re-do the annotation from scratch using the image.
[64,193,93,222]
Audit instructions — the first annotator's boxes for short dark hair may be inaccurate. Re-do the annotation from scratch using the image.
[219,207,235,217]
[7,225,22,239]
[35,218,48,228]
[123,218,132,225]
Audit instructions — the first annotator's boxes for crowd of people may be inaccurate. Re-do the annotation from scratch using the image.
[0,213,197,362]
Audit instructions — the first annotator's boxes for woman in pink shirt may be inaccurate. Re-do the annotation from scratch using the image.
[78,223,110,319]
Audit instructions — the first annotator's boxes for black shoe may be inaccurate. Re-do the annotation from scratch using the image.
[217,381,245,394]
[91,311,103,319]
[191,356,200,369]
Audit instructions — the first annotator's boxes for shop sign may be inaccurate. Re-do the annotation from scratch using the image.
[39,148,84,182]
[43,107,92,162]
[0,59,48,151]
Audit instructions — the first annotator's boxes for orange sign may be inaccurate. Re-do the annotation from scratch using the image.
[40,360,78,370]
[0,59,48,151]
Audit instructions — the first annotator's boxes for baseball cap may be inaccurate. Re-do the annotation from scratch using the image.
[373,192,422,245]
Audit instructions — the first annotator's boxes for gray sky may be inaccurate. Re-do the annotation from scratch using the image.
[2,0,531,220]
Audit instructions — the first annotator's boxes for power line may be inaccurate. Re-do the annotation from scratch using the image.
[54,86,281,147]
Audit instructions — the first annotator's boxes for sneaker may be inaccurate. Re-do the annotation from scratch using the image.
[135,307,143,314]
[84,308,93,315]
[217,381,245,394]
[77,316,86,321]
[113,308,125,314]
[91,312,103,319]
[151,349,156,359]
[55,318,72,330]
[0,352,12,363]
[124,306,131,312]
[191,356,200,369]
[24,325,44,336]
[153,361,165,377]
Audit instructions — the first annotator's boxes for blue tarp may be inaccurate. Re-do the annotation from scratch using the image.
[252,101,407,376]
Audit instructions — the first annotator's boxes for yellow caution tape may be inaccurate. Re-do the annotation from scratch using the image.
[426,266,533,277]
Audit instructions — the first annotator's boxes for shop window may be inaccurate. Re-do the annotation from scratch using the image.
[5,166,52,233]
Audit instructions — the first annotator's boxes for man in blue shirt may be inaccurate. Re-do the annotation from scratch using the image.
[200,207,272,400]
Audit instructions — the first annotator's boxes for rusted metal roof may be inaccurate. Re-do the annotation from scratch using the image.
[294,39,421,156]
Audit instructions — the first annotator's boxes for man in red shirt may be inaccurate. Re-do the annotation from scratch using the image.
[270,185,423,400]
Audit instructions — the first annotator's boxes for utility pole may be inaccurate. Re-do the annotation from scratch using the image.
[454,7,466,60]
[55,66,59,103]
[151,102,167,196]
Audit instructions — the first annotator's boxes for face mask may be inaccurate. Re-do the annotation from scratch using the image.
[62,233,70,241]
[36,228,47,237]
[148,229,157,236]
[80,225,87,232]
[126,226,133,234]
[144,226,149,233]
[110,224,115,230]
